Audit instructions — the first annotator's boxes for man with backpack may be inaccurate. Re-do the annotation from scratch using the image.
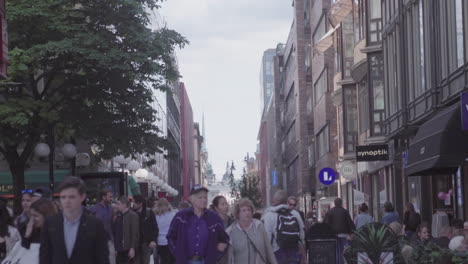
[263,190,305,264]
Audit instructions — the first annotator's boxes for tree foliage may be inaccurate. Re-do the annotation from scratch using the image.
[0,0,187,210]
[229,168,263,208]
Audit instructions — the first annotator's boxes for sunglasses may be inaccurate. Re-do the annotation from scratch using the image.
[289,203,297,207]
[22,189,33,194]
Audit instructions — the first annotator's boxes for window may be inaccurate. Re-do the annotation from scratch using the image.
[353,0,366,43]
[385,30,401,115]
[369,53,385,136]
[314,68,327,103]
[287,122,296,144]
[358,77,369,133]
[455,0,464,67]
[343,86,358,153]
[313,14,327,45]
[342,14,355,78]
[335,26,342,73]
[317,125,330,158]
[368,0,382,44]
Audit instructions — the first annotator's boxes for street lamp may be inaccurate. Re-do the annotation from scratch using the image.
[114,155,131,171]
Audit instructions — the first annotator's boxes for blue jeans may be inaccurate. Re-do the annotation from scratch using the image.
[336,235,350,264]
[188,261,205,264]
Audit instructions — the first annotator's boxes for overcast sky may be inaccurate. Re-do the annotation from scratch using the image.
[159,0,293,180]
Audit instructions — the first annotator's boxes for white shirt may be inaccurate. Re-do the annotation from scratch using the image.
[155,211,176,245]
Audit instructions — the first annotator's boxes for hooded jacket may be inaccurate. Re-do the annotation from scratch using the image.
[261,204,305,252]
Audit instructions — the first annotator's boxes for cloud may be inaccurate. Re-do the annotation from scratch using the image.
[158,0,293,178]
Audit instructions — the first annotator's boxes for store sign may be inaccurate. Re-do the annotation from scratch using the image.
[356,145,389,162]
[158,191,167,198]
[461,92,468,130]
[272,170,278,186]
[340,162,356,180]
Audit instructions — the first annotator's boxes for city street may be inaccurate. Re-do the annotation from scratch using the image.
[2,0,468,264]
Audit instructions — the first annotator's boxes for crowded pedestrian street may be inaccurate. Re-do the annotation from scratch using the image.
[3,0,468,263]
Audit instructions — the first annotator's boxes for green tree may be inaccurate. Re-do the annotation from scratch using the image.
[1,0,187,212]
[237,169,263,208]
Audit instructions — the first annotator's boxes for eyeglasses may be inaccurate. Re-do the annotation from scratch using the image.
[22,189,33,194]
[288,203,296,207]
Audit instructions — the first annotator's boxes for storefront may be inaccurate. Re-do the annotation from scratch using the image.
[406,103,468,222]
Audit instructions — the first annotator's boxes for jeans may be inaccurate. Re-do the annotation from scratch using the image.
[274,247,302,264]
[109,241,116,264]
[152,246,159,264]
[188,261,205,264]
[336,234,350,264]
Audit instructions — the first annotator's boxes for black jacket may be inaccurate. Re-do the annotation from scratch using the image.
[39,212,110,264]
[403,211,421,232]
[136,207,158,244]
[323,206,356,235]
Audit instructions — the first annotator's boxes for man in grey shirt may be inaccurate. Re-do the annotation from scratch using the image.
[40,176,109,264]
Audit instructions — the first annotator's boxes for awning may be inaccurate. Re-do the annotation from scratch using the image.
[329,0,353,27]
[314,25,339,53]
[406,104,468,176]
[0,169,71,195]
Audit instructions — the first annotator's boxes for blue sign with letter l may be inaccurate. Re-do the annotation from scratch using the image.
[318,168,337,185]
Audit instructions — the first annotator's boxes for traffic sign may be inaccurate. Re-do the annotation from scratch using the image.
[319,168,336,185]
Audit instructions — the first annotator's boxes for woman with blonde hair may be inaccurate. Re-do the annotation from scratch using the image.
[154,198,176,264]
[226,198,277,264]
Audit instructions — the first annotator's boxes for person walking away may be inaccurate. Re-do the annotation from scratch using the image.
[211,195,233,228]
[262,190,305,264]
[287,196,305,223]
[382,202,399,225]
[323,198,355,264]
[114,196,139,264]
[403,203,421,238]
[167,185,229,264]
[226,198,277,264]
[154,198,176,264]
[354,203,373,230]
[132,195,158,264]
[0,201,20,262]
[90,190,116,264]
[39,176,109,264]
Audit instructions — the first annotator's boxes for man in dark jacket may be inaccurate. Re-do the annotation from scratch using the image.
[132,195,158,264]
[39,176,109,264]
[167,185,229,264]
[114,196,139,264]
[323,198,355,264]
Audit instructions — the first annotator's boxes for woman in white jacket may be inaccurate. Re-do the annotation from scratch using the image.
[226,198,277,264]
[0,201,20,262]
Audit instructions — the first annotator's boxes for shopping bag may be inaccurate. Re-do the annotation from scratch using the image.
[1,241,39,264]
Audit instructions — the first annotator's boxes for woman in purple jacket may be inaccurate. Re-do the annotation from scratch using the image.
[167,185,229,264]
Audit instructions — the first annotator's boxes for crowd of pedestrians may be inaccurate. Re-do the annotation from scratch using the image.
[4,176,468,264]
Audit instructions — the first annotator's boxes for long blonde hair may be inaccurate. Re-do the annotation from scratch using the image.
[154,198,173,215]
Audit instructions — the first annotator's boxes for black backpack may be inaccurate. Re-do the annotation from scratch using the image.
[275,208,301,248]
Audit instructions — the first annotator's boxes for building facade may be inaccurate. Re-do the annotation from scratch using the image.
[180,82,195,200]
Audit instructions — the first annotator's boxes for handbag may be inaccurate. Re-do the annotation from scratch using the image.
[240,224,268,264]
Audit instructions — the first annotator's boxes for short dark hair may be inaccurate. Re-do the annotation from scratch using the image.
[210,195,226,210]
[384,201,394,212]
[133,195,145,206]
[99,190,111,201]
[118,196,131,207]
[334,198,343,207]
[417,223,430,233]
[359,203,369,212]
[57,176,86,195]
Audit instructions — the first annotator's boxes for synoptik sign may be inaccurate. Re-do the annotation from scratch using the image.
[356,145,389,162]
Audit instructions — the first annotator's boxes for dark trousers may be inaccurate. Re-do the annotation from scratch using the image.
[134,243,151,264]
[158,245,175,264]
[117,250,134,264]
